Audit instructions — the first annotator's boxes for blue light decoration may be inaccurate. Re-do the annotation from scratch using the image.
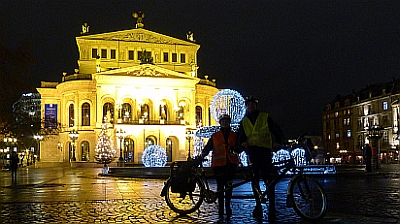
[290,148,307,166]
[193,89,248,167]
[209,89,246,124]
[272,148,336,175]
[142,145,167,167]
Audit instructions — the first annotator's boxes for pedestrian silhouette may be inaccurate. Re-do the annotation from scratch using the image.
[364,144,372,172]
[10,151,19,181]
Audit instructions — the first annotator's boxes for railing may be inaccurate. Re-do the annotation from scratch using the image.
[63,74,92,82]
[117,119,185,125]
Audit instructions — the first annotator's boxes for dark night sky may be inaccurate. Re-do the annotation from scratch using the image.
[1,1,399,138]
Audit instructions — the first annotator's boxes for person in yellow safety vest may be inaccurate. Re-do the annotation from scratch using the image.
[238,96,285,222]
[202,114,241,222]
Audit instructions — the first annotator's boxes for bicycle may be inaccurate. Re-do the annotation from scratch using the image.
[160,153,327,221]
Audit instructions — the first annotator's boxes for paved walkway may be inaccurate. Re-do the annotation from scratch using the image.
[0,164,398,223]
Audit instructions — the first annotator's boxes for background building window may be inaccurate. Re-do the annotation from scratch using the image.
[196,106,202,127]
[140,104,149,121]
[166,138,172,162]
[103,103,114,123]
[124,138,134,163]
[111,49,116,59]
[180,53,185,63]
[81,141,90,161]
[82,103,90,126]
[128,50,134,60]
[101,49,107,58]
[159,104,167,120]
[91,48,97,58]
[163,52,169,62]
[145,136,157,148]
[69,104,74,127]
[383,101,388,110]
[122,103,132,122]
[172,53,177,62]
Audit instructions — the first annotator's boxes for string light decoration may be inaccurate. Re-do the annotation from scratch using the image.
[272,149,291,164]
[210,89,246,124]
[195,124,240,138]
[142,145,167,167]
[290,148,307,166]
[95,121,116,166]
[192,136,205,158]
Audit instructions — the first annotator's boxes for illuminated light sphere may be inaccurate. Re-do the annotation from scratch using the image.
[291,148,307,166]
[142,145,167,167]
[272,149,291,164]
[210,89,246,124]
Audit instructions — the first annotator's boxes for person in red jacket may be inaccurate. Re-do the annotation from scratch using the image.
[202,114,240,222]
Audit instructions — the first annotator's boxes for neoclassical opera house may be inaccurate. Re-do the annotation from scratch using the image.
[37,18,219,165]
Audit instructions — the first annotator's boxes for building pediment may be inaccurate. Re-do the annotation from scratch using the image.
[77,28,199,47]
[95,64,197,80]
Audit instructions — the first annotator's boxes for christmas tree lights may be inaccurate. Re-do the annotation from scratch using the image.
[95,121,116,167]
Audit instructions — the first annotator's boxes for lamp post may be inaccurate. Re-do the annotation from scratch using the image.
[116,128,126,162]
[33,134,43,161]
[68,130,79,162]
[366,125,383,170]
[186,130,194,160]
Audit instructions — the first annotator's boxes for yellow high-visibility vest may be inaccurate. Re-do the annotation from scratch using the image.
[242,112,272,148]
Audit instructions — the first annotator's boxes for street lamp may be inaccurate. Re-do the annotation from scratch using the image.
[366,125,383,170]
[116,128,126,162]
[68,130,79,162]
[33,134,43,161]
[186,130,194,160]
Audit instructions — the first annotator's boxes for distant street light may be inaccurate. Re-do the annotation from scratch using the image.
[186,130,194,161]
[68,130,79,162]
[33,134,43,161]
[116,129,127,162]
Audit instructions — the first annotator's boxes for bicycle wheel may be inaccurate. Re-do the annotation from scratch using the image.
[289,175,327,221]
[164,176,205,214]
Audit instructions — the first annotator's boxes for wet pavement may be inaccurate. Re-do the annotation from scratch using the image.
[0,164,398,223]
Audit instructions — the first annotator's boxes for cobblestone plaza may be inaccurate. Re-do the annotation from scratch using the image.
[0,164,399,223]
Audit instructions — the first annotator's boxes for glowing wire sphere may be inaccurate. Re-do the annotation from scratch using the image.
[210,89,246,124]
[291,148,307,166]
[272,149,291,164]
[142,145,167,167]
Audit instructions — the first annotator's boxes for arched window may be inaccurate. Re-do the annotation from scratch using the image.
[122,103,131,122]
[177,101,186,121]
[124,138,134,163]
[196,106,202,127]
[81,141,90,161]
[145,136,157,148]
[160,104,167,120]
[166,138,172,162]
[141,104,150,121]
[69,104,74,127]
[82,103,90,126]
[103,103,114,123]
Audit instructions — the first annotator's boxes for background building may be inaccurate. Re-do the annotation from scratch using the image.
[323,78,400,164]
[37,18,219,165]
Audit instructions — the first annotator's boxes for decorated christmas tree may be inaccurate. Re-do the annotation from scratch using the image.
[95,118,116,171]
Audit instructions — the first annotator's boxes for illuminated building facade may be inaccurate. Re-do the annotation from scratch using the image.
[37,19,219,164]
[323,79,400,164]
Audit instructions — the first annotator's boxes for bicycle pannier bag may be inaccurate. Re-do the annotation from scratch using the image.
[170,161,196,193]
